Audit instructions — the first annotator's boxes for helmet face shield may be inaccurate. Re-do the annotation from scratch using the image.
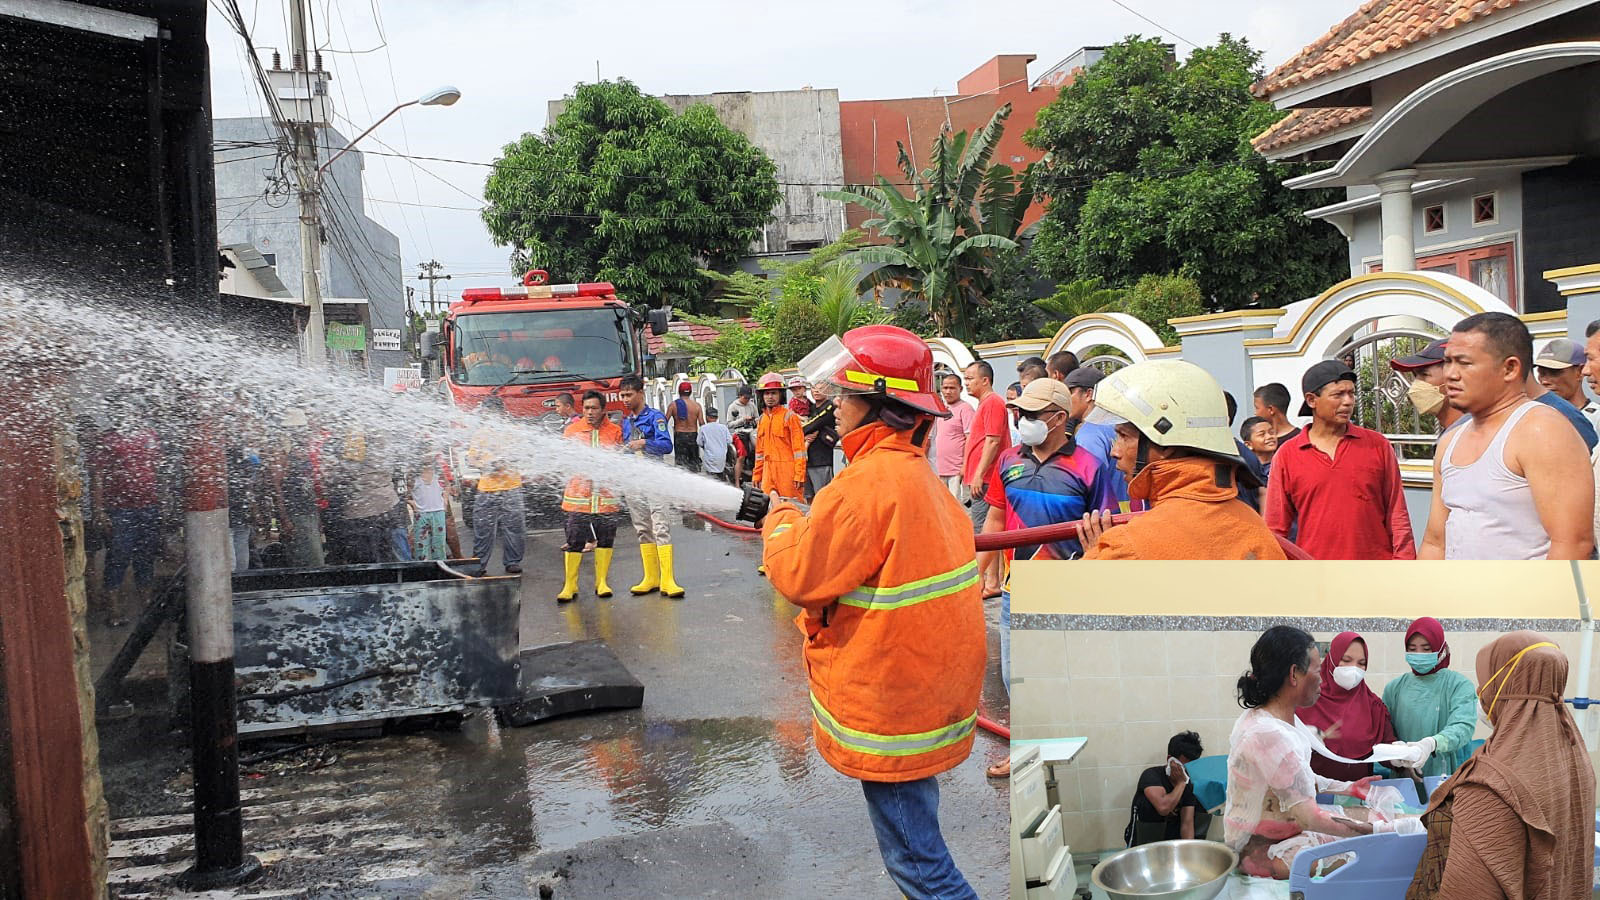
[797,336,870,397]
[1083,405,1129,427]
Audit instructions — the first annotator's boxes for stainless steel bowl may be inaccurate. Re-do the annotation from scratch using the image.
[1090,840,1238,900]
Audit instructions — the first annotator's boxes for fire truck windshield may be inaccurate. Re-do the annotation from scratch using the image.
[451,308,636,387]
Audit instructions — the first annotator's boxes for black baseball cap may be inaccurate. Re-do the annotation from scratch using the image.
[1064,368,1105,390]
[1390,338,1447,372]
[1298,360,1359,416]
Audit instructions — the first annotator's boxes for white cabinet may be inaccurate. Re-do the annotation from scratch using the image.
[1011,745,1078,899]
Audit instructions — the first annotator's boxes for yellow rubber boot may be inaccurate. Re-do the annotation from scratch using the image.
[658,544,686,599]
[757,564,767,577]
[593,547,614,598]
[556,552,581,602]
[630,543,660,595]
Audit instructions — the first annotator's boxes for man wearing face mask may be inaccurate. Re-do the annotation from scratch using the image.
[760,325,985,899]
[1076,360,1285,559]
[1390,338,1465,433]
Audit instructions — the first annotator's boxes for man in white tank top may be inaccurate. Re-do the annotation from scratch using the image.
[1582,321,1600,550]
[1418,313,1594,560]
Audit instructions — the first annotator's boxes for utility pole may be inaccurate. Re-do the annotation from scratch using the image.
[416,259,450,314]
[289,0,327,367]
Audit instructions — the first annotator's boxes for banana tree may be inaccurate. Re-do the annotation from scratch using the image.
[821,103,1042,341]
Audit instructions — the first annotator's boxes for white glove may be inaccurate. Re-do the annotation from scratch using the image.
[1373,817,1425,835]
[1413,736,1437,765]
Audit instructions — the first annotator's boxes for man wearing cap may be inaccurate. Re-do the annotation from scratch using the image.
[1265,360,1415,559]
[1065,366,1134,511]
[666,379,705,472]
[997,378,1120,668]
[1390,338,1465,433]
[1536,338,1600,435]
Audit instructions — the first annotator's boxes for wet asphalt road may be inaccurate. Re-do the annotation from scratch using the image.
[101,517,1009,899]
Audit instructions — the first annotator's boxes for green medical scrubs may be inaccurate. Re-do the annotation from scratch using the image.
[1382,668,1478,777]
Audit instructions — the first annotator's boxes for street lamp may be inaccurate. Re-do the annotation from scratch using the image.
[317,85,461,174]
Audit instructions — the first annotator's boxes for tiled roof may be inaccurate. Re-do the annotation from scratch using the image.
[647,317,761,355]
[1254,0,1531,98]
[1251,106,1374,153]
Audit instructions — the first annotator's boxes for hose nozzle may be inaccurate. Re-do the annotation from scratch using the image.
[735,482,770,524]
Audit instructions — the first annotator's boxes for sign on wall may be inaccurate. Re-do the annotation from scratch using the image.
[372,328,403,351]
[326,323,367,350]
[384,366,423,391]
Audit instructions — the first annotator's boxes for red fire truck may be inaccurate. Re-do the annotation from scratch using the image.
[422,269,668,419]
[420,269,668,522]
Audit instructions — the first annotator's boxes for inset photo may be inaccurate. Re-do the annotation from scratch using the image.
[1007,560,1600,899]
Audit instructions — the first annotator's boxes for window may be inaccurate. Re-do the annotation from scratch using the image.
[1367,240,1518,310]
[261,253,276,268]
[1472,193,1497,226]
[1423,205,1446,234]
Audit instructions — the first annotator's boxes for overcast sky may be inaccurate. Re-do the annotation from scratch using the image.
[206,0,1359,308]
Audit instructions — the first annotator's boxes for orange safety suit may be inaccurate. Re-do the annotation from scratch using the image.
[753,405,807,499]
[762,422,985,782]
[1085,456,1286,560]
[560,418,623,514]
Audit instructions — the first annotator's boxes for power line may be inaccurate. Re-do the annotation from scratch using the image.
[1104,0,1200,49]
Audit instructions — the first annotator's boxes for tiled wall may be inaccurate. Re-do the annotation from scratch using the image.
[1011,625,1600,856]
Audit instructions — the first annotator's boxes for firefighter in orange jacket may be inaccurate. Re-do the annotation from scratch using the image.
[761,326,985,899]
[752,371,807,500]
[557,391,625,601]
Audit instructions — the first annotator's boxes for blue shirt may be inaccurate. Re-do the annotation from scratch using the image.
[621,406,673,458]
[998,441,1120,560]
[1234,438,1268,512]
[1534,391,1599,451]
[1072,421,1132,509]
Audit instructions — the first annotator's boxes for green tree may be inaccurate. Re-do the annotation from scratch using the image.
[481,80,782,314]
[1121,273,1205,345]
[821,104,1040,342]
[1033,277,1128,336]
[1025,36,1347,311]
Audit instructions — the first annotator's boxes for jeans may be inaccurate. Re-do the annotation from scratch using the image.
[860,777,976,900]
[230,524,251,572]
[105,506,160,589]
[473,489,526,569]
[285,512,324,567]
[805,465,833,502]
[1000,589,1011,698]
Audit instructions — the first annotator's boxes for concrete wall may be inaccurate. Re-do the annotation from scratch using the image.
[213,118,407,372]
[651,90,848,255]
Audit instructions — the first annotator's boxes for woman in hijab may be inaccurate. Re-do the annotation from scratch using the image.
[1301,632,1397,781]
[1406,632,1594,899]
[1382,617,1477,777]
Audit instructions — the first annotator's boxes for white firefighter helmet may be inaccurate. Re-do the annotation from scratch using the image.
[1084,360,1243,463]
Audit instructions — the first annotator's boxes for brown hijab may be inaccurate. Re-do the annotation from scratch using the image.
[1417,631,1594,899]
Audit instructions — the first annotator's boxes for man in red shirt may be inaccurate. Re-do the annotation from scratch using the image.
[1265,360,1416,559]
[963,359,1008,596]
[92,421,164,626]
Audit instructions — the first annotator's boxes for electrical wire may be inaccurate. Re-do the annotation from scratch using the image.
[1104,0,1200,49]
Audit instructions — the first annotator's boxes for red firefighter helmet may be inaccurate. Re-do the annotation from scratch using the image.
[798,326,949,418]
[756,372,787,392]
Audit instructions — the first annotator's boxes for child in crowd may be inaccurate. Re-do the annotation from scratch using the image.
[410,457,448,561]
[1239,416,1278,480]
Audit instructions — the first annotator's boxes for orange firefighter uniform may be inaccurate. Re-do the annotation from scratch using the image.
[754,405,808,499]
[560,417,624,514]
[762,422,986,781]
[1085,457,1286,560]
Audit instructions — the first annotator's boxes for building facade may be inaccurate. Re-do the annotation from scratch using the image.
[213,118,409,372]
[1252,0,1600,314]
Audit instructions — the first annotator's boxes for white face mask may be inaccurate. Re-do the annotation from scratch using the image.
[1479,709,1494,731]
[1016,414,1055,447]
[1331,666,1365,691]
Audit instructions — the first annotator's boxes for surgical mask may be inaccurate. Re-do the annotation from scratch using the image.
[1406,651,1441,674]
[1406,379,1446,416]
[1479,709,1494,731]
[1017,416,1051,447]
[1331,666,1365,691]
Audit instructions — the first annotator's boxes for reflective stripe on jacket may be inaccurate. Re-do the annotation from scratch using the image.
[561,418,623,514]
[761,422,985,782]
[754,406,807,499]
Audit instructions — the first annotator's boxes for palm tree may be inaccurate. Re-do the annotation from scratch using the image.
[1033,277,1127,335]
[821,104,1041,342]
[814,259,888,336]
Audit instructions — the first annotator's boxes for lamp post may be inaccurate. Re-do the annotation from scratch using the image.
[299,85,460,367]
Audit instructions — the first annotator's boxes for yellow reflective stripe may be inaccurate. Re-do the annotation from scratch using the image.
[771,523,793,537]
[839,561,979,611]
[843,369,919,391]
[810,693,976,757]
